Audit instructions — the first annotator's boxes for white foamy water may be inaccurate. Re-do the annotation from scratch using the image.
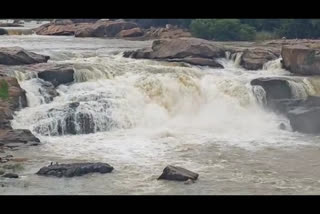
[1,35,320,195]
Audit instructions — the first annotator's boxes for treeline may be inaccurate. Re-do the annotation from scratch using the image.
[128,19,320,41]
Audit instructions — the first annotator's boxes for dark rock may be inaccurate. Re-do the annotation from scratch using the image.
[38,79,59,103]
[281,45,320,75]
[287,106,320,134]
[0,28,8,35]
[2,173,19,178]
[158,165,199,181]
[0,47,49,65]
[36,64,74,87]
[251,77,292,103]
[167,57,223,68]
[279,123,286,130]
[0,129,40,144]
[36,162,114,177]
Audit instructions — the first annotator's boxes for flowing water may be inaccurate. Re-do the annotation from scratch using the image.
[1,35,320,194]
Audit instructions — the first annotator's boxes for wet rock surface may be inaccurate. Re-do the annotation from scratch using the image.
[2,173,19,178]
[158,165,199,181]
[36,162,114,177]
[0,47,49,65]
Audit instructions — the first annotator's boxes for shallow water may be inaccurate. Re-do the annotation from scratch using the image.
[1,35,320,195]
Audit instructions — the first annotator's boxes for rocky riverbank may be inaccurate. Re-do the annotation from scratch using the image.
[33,19,192,40]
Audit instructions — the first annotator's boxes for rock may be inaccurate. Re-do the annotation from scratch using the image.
[124,38,225,68]
[0,47,49,65]
[251,77,292,103]
[278,123,286,130]
[0,23,23,27]
[143,27,192,40]
[0,76,27,130]
[240,49,279,70]
[118,27,144,38]
[281,45,320,75]
[167,57,223,68]
[287,106,320,134]
[75,20,138,38]
[36,162,114,177]
[37,64,74,87]
[34,23,83,36]
[0,28,8,35]
[0,129,40,144]
[51,19,73,25]
[2,173,19,178]
[158,165,199,181]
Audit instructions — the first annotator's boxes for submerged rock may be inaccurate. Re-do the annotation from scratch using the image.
[118,27,144,38]
[2,173,19,178]
[36,162,114,177]
[0,47,49,65]
[158,165,199,181]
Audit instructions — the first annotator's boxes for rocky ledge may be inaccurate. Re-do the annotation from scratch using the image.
[123,37,282,69]
[36,162,114,177]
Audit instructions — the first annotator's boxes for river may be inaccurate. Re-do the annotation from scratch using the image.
[1,35,320,194]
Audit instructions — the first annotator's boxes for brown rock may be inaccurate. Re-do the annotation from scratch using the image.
[281,45,320,75]
[240,48,279,70]
[0,47,49,65]
[118,27,143,37]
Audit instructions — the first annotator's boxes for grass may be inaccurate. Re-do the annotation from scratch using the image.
[0,80,9,100]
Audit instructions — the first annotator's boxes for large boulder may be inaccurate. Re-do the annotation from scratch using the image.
[124,38,225,68]
[240,48,279,70]
[281,45,320,75]
[0,63,75,87]
[0,129,40,144]
[34,23,87,36]
[158,165,199,181]
[37,64,74,87]
[75,20,138,38]
[251,77,293,103]
[287,106,320,134]
[0,47,49,65]
[36,162,114,177]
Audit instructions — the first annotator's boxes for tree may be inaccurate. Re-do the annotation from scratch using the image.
[190,19,256,41]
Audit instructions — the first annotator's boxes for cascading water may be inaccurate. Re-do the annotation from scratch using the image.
[3,35,320,195]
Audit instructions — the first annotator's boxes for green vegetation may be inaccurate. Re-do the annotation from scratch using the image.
[190,19,256,41]
[0,79,9,100]
[128,19,320,41]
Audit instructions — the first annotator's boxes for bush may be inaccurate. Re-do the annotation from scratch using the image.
[0,80,9,100]
[190,19,256,41]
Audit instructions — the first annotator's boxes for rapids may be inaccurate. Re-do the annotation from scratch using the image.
[1,35,320,194]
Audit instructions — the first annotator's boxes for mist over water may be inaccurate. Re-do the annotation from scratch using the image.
[2,35,320,194]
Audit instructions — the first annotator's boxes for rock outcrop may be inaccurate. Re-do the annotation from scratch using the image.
[143,27,192,40]
[36,162,114,177]
[0,47,49,65]
[0,63,75,87]
[240,49,279,70]
[158,165,199,181]
[124,38,225,68]
[281,45,320,75]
